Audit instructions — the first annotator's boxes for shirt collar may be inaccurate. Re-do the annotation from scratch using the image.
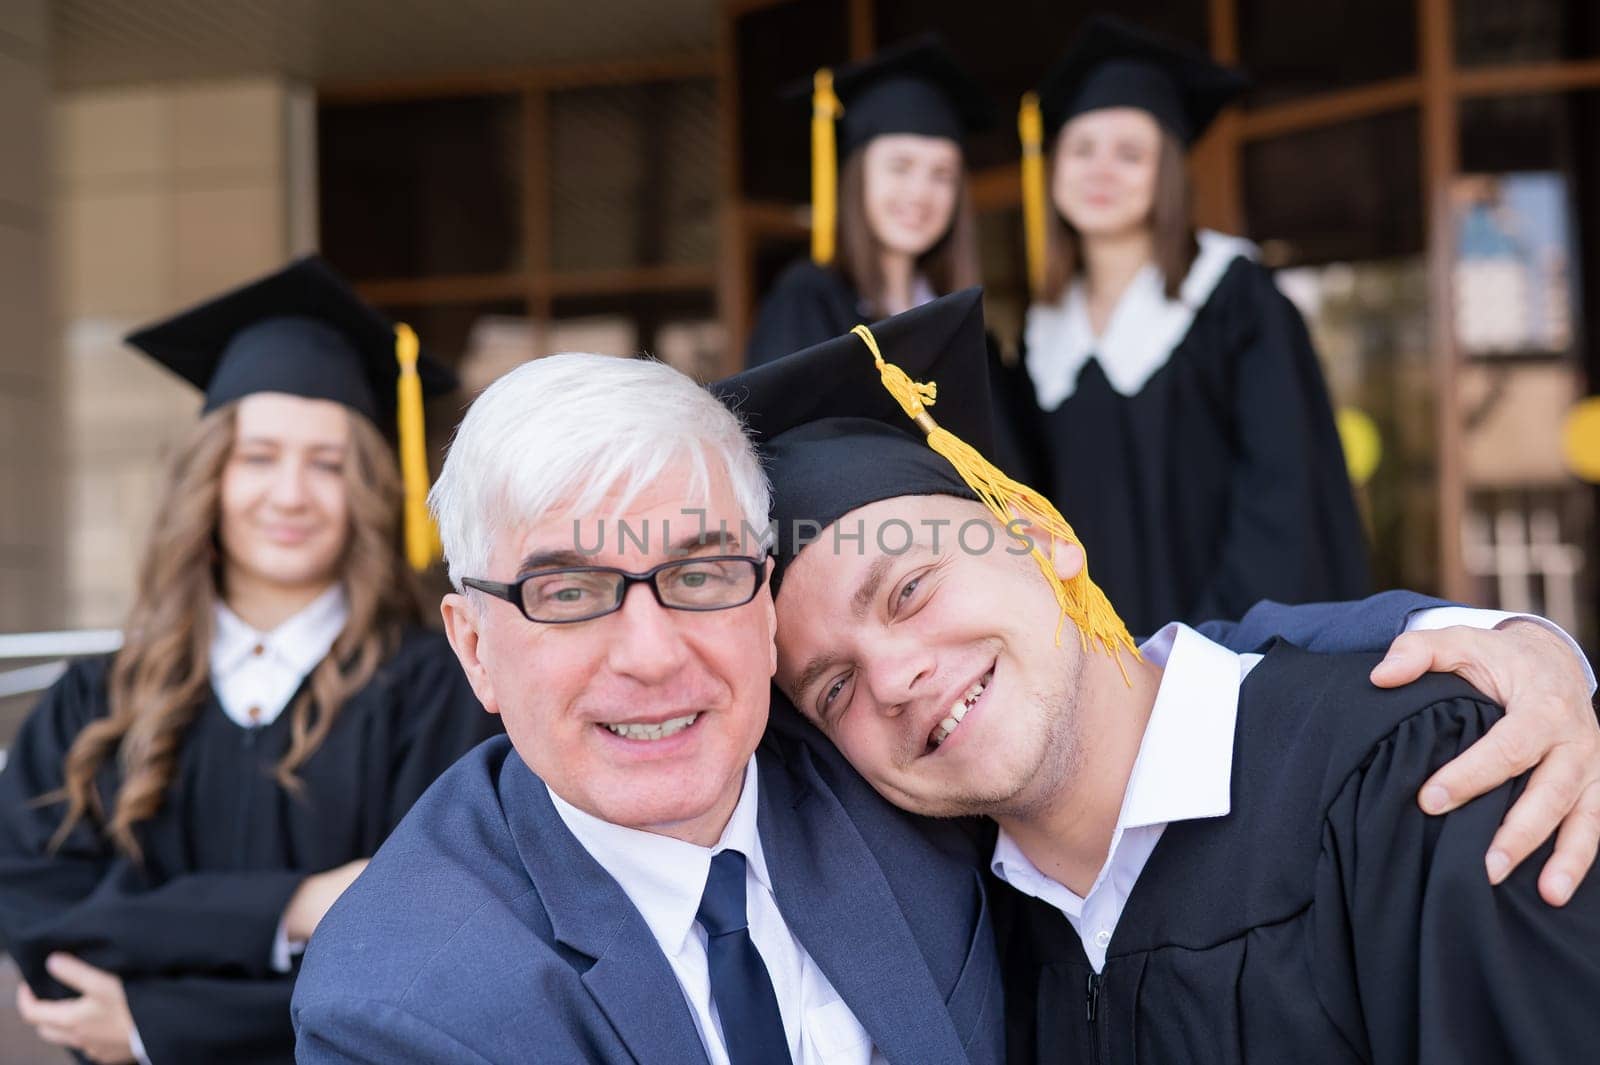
[1117,623,1242,828]
[210,584,349,679]
[548,756,768,958]
[1023,229,1258,409]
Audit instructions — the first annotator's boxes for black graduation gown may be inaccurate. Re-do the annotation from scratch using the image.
[1011,256,1369,635]
[995,643,1600,1065]
[746,258,1039,479]
[0,628,499,1065]
[744,260,866,369]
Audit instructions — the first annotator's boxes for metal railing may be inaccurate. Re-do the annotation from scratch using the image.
[0,630,123,772]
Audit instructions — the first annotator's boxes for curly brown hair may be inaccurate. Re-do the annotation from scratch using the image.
[48,402,425,859]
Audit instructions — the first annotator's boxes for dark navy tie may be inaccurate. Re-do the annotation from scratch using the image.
[696,849,794,1065]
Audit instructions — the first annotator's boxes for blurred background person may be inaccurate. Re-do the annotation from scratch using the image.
[743,36,991,367]
[1008,15,1369,636]
[0,258,496,1065]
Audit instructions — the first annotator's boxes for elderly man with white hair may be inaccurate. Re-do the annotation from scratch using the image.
[291,340,1597,1065]
[290,353,1005,1065]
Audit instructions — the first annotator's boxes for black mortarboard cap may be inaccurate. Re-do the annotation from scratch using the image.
[1036,15,1249,144]
[790,34,995,156]
[124,255,457,427]
[712,289,990,588]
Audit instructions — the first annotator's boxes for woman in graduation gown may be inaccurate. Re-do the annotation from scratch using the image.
[1010,16,1368,636]
[743,35,991,367]
[0,257,499,1065]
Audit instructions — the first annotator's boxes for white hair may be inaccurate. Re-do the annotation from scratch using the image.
[429,353,772,590]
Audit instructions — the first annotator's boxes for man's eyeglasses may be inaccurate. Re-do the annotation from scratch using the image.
[462,555,768,624]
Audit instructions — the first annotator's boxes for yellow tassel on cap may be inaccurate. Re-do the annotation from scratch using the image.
[1019,93,1048,298]
[811,69,844,266]
[395,323,440,572]
[850,323,1140,679]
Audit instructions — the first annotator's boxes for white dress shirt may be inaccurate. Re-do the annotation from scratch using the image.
[990,607,1597,972]
[549,758,887,1065]
[209,584,348,729]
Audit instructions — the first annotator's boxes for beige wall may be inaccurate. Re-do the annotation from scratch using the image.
[0,0,61,635]
[54,77,314,628]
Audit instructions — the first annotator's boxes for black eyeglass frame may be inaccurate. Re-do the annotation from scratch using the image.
[461,554,769,624]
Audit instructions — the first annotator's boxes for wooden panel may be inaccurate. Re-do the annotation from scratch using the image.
[546,264,716,297]
[1239,77,1422,141]
[1455,58,1600,97]
[356,273,529,304]
[320,52,718,103]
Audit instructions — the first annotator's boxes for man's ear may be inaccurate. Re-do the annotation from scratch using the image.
[1007,512,1086,582]
[762,558,779,679]
[441,592,502,716]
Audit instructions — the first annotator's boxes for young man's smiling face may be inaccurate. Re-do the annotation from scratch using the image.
[773,493,1087,819]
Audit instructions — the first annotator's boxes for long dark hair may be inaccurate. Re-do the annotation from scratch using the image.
[1041,128,1198,303]
[835,146,982,317]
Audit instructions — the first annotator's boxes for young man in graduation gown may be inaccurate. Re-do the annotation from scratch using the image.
[0,258,499,1064]
[718,290,1600,1065]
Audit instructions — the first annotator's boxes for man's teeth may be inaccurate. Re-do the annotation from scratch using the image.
[931,671,993,747]
[603,713,699,741]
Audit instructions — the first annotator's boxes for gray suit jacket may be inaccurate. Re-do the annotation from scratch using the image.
[292,714,1001,1064]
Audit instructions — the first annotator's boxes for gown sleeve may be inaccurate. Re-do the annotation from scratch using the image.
[125,974,298,1065]
[381,632,499,832]
[0,661,304,994]
[1191,264,1370,622]
[1313,692,1600,1065]
[1193,590,1450,653]
[743,261,860,368]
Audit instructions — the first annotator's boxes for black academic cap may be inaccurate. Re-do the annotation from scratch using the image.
[712,289,990,587]
[792,34,995,155]
[1036,15,1249,145]
[125,255,457,427]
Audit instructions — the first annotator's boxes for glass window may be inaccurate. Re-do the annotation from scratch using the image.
[1239,0,1416,107]
[1455,0,1600,67]
[550,80,718,273]
[319,96,523,280]
[736,0,850,203]
[1242,110,1423,266]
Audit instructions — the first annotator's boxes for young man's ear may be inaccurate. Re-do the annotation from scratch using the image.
[441,593,502,716]
[1006,513,1086,583]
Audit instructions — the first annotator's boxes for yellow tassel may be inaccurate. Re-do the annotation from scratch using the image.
[812,70,843,266]
[850,324,1140,678]
[394,323,438,572]
[1019,93,1049,299]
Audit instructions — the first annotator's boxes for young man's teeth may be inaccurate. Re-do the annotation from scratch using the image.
[932,671,993,747]
[604,714,698,741]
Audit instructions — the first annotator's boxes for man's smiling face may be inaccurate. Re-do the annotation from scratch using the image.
[773,493,1086,819]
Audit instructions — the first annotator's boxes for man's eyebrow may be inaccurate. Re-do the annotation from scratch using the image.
[516,549,593,573]
[794,652,839,711]
[850,554,896,621]
[667,528,739,555]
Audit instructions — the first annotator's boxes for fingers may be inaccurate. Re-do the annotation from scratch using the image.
[45,952,114,997]
[15,984,84,1028]
[1370,631,1439,688]
[1420,713,1546,815]
[1538,779,1600,906]
[1480,750,1581,884]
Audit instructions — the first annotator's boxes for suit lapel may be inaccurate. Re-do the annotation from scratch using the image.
[500,756,711,1065]
[757,747,970,1064]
